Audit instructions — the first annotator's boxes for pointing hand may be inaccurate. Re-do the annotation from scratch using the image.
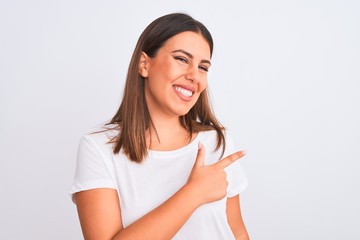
[187,142,246,204]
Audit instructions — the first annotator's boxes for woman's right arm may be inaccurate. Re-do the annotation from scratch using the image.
[75,184,200,240]
[75,144,245,240]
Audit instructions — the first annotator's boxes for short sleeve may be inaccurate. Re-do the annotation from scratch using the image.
[69,135,116,202]
[224,133,248,197]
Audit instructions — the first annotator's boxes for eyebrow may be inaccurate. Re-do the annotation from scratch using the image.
[171,49,211,65]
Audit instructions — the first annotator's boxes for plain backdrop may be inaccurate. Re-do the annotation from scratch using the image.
[1,0,359,239]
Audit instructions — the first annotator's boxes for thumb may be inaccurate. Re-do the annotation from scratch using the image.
[194,142,205,168]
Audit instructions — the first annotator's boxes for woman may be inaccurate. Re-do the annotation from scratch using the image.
[71,13,249,240]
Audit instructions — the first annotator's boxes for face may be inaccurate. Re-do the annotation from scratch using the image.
[140,31,211,118]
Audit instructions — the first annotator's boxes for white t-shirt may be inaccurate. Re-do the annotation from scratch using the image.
[70,125,248,240]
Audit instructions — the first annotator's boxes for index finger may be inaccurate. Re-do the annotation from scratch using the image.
[215,151,246,169]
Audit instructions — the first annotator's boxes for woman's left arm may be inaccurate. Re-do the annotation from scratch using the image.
[226,195,250,240]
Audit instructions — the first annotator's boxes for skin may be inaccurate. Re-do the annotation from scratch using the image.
[139,31,210,150]
[75,31,249,240]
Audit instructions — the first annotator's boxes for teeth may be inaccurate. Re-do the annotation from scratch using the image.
[175,86,193,97]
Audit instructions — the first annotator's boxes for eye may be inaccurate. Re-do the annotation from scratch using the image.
[199,65,209,72]
[174,56,188,64]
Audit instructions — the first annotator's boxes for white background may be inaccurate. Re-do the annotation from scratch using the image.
[1,0,359,239]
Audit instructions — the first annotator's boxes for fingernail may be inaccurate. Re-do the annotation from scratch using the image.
[198,141,202,149]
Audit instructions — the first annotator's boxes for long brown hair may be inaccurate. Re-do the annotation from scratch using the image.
[108,13,226,163]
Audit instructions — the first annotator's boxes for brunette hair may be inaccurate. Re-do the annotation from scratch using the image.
[108,13,225,163]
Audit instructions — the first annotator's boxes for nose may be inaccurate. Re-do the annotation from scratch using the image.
[185,65,201,83]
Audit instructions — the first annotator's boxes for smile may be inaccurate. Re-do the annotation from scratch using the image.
[174,86,193,97]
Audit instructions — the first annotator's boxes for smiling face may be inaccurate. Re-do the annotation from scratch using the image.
[139,31,211,119]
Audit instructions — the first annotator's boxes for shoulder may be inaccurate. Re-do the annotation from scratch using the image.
[79,123,120,156]
[82,123,119,141]
[198,128,233,145]
[198,128,237,160]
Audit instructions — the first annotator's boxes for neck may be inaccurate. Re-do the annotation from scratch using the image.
[146,113,192,151]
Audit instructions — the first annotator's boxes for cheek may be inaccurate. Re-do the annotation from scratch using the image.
[199,78,207,92]
[149,61,178,83]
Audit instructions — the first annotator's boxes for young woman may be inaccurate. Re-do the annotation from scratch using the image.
[70,13,249,240]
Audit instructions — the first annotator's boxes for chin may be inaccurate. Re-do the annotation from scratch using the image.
[176,108,193,117]
[173,102,197,117]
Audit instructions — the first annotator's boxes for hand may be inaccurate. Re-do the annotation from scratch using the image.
[187,142,246,205]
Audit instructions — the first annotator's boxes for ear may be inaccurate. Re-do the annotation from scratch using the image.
[138,52,150,77]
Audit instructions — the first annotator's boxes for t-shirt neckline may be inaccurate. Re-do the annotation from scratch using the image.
[147,132,203,158]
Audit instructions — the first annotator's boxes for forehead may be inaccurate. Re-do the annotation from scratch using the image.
[161,31,211,60]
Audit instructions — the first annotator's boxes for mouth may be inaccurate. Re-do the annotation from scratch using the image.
[174,86,194,97]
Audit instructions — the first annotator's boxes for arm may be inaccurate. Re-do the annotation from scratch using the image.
[75,184,201,240]
[75,145,245,240]
[75,188,122,240]
[226,195,250,240]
